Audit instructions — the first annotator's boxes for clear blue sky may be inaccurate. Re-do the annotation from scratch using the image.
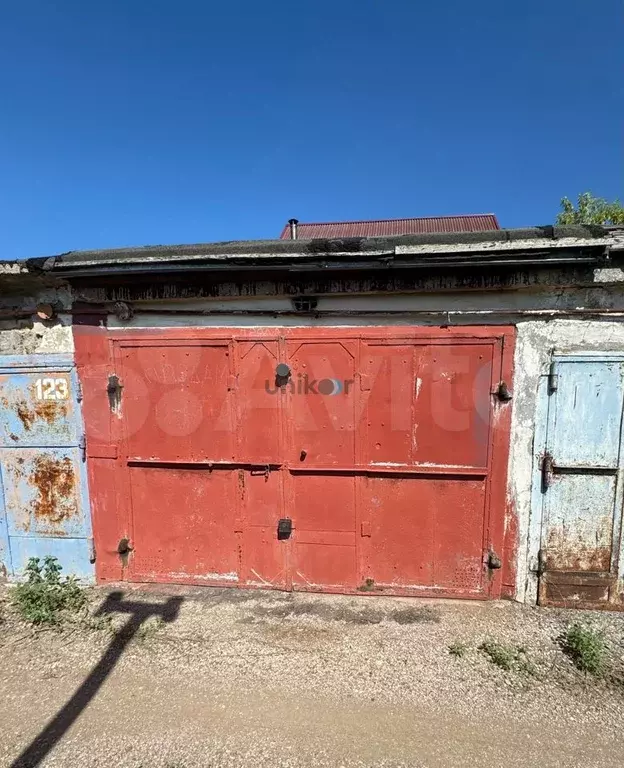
[0,1,622,259]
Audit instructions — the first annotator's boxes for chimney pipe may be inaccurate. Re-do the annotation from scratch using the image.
[288,218,299,240]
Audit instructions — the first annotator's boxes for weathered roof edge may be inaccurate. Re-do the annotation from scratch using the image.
[2,225,622,278]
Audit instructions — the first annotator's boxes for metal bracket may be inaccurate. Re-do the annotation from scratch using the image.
[548,361,558,394]
[541,452,555,492]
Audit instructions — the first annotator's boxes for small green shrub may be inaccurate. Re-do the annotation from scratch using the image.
[448,641,469,658]
[11,556,87,625]
[561,623,606,676]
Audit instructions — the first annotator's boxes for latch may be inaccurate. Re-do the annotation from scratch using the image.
[493,381,512,401]
[107,375,123,413]
[277,518,292,540]
[487,550,502,570]
[117,537,133,555]
[541,452,555,492]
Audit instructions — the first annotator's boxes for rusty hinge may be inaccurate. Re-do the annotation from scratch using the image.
[536,548,547,575]
[493,381,512,401]
[548,361,558,394]
[541,452,555,492]
[88,537,96,564]
[79,434,86,462]
[487,550,502,570]
[76,378,83,402]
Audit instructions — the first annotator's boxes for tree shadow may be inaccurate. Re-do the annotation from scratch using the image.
[10,591,183,768]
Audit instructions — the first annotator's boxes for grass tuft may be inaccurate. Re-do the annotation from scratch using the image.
[479,639,535,675]
[561,623,606,676]
[448,641,469,658]
[11,556,87,626]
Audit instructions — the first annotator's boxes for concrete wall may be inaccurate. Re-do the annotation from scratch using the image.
[0,282,73,356]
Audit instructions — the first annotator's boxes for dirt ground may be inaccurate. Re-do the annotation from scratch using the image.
[1,584,624,768]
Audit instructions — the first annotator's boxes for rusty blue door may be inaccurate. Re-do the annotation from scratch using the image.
[0,355,93,581]
[537,356,624,607]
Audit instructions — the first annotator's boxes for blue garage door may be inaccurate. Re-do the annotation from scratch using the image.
[0,355,94,581]
[537,355,624,607]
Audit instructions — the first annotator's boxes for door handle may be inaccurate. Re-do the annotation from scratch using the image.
[541,452,555,492]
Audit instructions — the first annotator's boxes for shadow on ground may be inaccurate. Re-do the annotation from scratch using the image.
[9,591,183,768]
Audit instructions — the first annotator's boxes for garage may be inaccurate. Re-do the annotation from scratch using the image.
[75,325,514,599]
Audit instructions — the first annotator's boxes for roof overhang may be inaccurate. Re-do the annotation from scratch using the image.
[15,226,622,280]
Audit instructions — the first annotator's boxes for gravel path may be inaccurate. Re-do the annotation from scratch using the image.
[1,585,623,767]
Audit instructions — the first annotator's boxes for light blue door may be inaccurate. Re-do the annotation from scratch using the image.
[537,356,624,606]
[0,355,94,581]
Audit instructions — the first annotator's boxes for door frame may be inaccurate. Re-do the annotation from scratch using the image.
[0,354,93,579]
[527,352,624,606]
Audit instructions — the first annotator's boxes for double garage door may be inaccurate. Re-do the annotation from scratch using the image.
[78,327,514,599]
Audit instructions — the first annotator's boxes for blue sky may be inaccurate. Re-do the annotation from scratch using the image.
[0,1,622,259]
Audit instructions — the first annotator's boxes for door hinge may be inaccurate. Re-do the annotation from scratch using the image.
[541,452,555,492]
[487,550,502,570]
[494,381,512,401]
[76,379,83,402]
[548,361,558,394]
[88,537,96,563]
[79,434,87,462]
[536,548,547,575]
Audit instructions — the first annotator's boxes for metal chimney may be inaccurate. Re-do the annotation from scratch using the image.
[288,218,299,240]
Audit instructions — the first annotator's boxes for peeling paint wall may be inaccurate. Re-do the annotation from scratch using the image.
[510,320,624,604]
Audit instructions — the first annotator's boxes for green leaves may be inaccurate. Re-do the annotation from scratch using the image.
[11,556,87,625]
[557,192,624,226]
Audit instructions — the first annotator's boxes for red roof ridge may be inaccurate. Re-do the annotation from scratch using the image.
[291,213,498,227]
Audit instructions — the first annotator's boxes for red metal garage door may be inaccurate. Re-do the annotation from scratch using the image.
[75,327,514,599]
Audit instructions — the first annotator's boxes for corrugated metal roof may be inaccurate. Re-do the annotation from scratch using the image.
[279,214,500,239]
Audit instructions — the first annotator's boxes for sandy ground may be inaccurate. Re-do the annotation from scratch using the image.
[1,584,623,768]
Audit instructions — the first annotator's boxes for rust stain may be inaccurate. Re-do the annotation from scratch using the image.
[545,525,612,572]
[28,454,77,523]
[15,397,68,432]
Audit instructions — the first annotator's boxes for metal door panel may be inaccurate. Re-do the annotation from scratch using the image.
[2,447,85,537]
[0,369,77,446]
[240,470,288,589]
[128,466,239,583]
[286,341,356,466]
[543,474,615,572]
[291,473,357,589]
[119,342,234,462]
[410,344,493,468]
[362,477,487,592]
[8,536,94,581]
[549,361,623,469]
[361,345,414,465]
[236,341,282,463]
[361,342,493,468]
